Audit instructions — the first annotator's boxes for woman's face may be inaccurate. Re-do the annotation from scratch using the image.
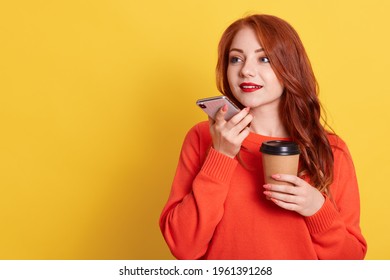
[227,27,284,111]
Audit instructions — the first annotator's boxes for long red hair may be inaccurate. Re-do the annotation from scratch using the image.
[216,14,334,193]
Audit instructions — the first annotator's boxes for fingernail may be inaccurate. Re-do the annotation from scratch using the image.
[272,174,281,179]
[245,107,250,112]
[222,104,228,112]
[271,198,279,204]
[263,184,271,189]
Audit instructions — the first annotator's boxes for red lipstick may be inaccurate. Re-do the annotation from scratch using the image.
[239,82,262,93]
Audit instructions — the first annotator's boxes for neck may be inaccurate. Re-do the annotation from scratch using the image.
[249,107,289,137]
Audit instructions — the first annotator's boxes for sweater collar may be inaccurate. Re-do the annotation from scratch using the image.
[242,132,292,153]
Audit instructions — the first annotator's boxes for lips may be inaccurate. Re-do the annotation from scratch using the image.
[239,82,262,93]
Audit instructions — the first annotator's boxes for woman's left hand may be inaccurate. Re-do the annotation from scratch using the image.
[263,174,325,217]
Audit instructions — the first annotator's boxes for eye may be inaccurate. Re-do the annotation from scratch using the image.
[229,56,243,64]
[259,56,270,63]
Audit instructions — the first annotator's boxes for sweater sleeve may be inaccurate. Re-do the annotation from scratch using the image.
[304,137,367,259]
[159,123,238,259]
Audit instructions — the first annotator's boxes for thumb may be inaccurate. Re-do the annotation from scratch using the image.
[214,104,228,122]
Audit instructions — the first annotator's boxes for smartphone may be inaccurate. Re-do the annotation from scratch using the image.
[196,96,240,120]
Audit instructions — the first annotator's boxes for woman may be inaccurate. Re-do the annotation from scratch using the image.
[159,14,367,259]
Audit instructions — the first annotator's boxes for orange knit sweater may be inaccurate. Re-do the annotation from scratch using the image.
[159,121,367,259]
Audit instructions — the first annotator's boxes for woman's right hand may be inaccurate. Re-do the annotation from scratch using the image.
[209,105,253,158]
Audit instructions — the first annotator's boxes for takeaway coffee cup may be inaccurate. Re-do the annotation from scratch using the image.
[260,140,300,185]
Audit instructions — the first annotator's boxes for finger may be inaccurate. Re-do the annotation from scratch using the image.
[232,111,252,137]
[227,111,252,135]
[214,104,228,123]
[270,198,297,212]
[271,174,308,187]
[208,116,215,126]
[225,107,250,128]
[236,126,251,143]
[263,183,298,195]
[264,190,298,204]
[233,113,253,134]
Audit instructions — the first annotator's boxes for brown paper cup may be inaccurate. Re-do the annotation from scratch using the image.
[260,141,300,185]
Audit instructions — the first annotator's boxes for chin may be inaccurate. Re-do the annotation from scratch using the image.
[237,97,261,108]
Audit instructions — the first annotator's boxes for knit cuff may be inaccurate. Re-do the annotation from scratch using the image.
[201,147,238,184]
[304,196,339,234]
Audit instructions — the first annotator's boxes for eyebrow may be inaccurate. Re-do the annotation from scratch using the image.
[229,48,264,53]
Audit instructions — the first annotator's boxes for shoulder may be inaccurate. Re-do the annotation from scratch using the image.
[181,121,212,149]
[179,121,212,163]
[327,133,347,150]
[184,121,211,142]
[188,121,210,134]
[326,132,354,163]
[326,134,359,202]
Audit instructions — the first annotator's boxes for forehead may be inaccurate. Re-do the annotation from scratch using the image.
[230,27,262,49]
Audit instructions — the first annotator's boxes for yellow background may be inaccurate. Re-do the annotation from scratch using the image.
[0,0,389,259]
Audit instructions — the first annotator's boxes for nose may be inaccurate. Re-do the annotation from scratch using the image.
[240,60,256,77]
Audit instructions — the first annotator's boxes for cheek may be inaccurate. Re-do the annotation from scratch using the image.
[265,72,284,93]
[227,68,236,88]
[273,80,284,95]
[227,66,233,79]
